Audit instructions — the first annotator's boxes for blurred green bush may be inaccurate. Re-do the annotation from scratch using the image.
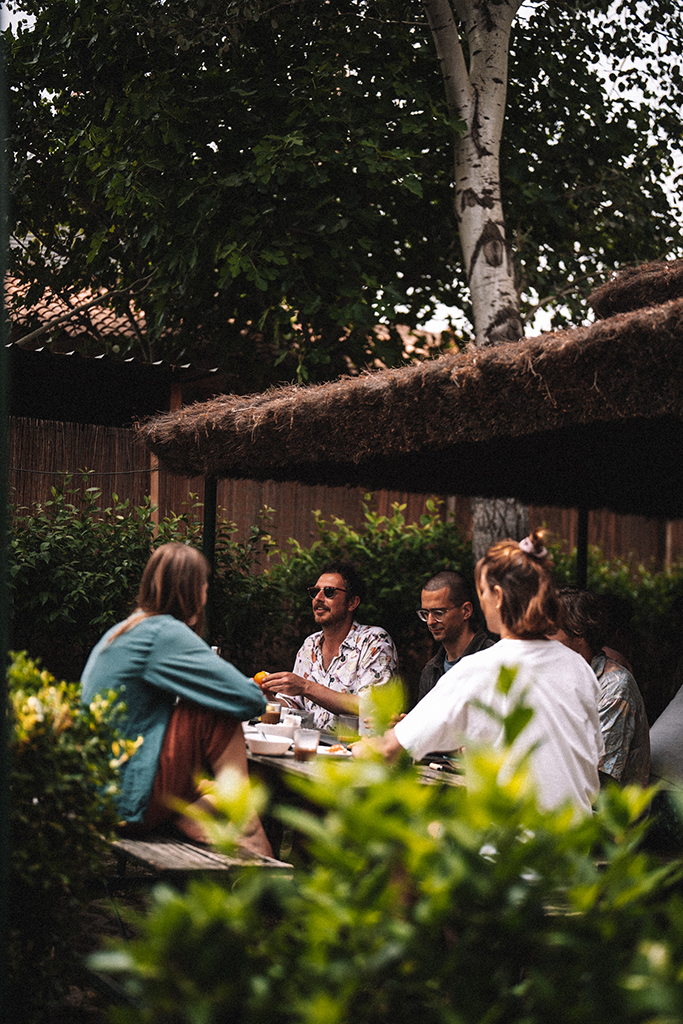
[6,650,128,1019]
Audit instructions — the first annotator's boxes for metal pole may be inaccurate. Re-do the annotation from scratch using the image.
[576,506,589,589]
[203,475,217,642]
[1,30,10,1015]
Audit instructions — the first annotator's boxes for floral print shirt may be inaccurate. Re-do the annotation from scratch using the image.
[291,622,398,731]
[592,651,650,786]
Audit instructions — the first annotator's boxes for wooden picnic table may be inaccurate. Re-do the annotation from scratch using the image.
[246,737,465,856]
[247,748,465,785]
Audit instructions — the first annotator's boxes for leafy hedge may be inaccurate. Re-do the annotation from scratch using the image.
[9,477,188,681]
[7,651,129,1019]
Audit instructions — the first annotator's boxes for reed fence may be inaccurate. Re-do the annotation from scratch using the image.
[9,417,683,569]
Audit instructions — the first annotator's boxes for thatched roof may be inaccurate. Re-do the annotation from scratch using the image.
[137,286,683,519]
[589,259,683,319]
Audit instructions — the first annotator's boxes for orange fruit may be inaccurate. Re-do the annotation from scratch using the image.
[253,671,269,685]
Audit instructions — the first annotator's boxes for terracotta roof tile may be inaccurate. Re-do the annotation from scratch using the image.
[5,276,147,346]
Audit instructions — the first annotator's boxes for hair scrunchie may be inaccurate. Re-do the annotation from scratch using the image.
[519,535,548,560]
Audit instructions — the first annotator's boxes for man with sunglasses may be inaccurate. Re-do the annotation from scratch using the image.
[259,561,397,731]
[416,571,495,705]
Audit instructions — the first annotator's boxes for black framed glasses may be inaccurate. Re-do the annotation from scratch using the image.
[416,606,456,622]
[307,586,348,600]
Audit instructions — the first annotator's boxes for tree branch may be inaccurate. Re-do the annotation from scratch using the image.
[12,273,155,348]
[422,0,473,123]
[521,271,599,325]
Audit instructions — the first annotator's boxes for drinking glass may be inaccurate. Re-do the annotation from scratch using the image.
[338,714,359,745]
[261,701,281,725]
[293,728,320,762]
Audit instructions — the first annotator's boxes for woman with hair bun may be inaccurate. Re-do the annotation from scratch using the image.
[360,530,604,815]
[81,543,272,855]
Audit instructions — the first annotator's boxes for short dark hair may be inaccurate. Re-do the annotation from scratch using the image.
[422,570,473,607]
[319,560,366,604]
[557,587,605,656]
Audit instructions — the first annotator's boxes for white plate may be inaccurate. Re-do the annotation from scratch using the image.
[317,747,353,758]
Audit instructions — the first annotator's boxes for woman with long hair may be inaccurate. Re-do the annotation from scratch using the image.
[81,543,272,855]
[361,530,604,815]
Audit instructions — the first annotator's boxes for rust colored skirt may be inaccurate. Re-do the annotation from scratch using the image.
[138,701,241,831]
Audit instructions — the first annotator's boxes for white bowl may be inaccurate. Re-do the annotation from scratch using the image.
[245,734,292,756]
[255,722,295,739]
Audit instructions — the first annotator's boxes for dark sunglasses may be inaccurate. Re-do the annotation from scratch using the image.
[307,586,347,599]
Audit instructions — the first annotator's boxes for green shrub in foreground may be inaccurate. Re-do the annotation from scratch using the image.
[93,676,683,1024]
[7,651,131,1020]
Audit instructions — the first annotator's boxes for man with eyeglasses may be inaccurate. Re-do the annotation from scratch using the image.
[416,571,495,705]
[259,560,397,731]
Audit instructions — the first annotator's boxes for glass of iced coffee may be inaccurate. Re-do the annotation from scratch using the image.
[293,727,320,762]
[261,701,281,725]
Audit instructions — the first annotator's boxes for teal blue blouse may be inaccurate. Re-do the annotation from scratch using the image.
[81,615,266,822]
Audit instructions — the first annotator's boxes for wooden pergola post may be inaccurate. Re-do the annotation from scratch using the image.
[150,381,183,532]
[576,505,589,590]
[203,474,218,643]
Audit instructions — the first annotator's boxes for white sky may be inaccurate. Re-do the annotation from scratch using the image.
[1,4,17,30]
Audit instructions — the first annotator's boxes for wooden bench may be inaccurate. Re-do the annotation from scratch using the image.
[86,837,294,1004]
[110,835,293,884]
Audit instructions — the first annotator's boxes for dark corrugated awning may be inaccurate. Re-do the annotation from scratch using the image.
[8,345,227,427]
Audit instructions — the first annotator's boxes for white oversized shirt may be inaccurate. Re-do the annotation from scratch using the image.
[395,638,604,815]
[291,621,398,731]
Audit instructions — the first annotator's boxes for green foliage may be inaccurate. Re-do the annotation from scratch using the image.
[5,0,681,377]
[9,474,184,679]
[208,503,279,664]
[361,675,408,736]
[91,687,683,1024]
[7,651,126,1018]
[505,0,683,330]
[7,473,276,682]
[5,0,462,384]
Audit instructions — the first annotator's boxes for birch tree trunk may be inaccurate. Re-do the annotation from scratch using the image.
[423,0,528,554]
[422,0,524,346]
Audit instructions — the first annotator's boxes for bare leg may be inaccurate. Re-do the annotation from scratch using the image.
[143,705,273,857]
[176,725,273,857]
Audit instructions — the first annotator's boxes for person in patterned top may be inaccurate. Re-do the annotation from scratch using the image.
[554,587,650,787]
[259,561,397,732]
